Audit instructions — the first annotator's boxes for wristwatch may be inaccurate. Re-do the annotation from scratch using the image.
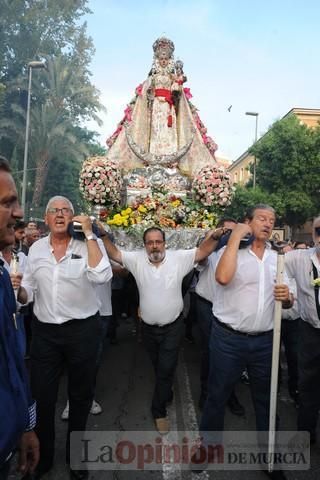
[85,233,98,241]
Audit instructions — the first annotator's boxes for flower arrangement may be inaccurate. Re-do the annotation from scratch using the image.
[312,278,320,287]
[192,165,235,209]
[188,99,218,157]
[106,193,217,231]
[79,156,122,206]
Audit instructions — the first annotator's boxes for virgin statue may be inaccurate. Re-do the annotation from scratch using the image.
[105,37,218,178]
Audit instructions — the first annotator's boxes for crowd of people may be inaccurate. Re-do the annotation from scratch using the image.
[1,155,320,480]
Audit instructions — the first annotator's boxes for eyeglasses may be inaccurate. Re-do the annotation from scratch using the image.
[315,226,320,236]
[47,207,72,215]
[145,240,164,246]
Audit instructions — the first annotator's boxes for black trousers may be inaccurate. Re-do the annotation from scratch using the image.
[142,314,184,419]
[281,317,300,395]
[298,320,320,436]
[30,313,101,470]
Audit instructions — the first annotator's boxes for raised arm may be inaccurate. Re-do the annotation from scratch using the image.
[195,227,226,263]
[215,223,252,285]
[96,221,123,265]
[73,215,103,268]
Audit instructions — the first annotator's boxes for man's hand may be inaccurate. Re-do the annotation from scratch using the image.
[209,226,228,241]
[72,215,93,237]
[9,272,23,290]
[18,431,40,475]
[229,223,252,240]
[274,284,291,305]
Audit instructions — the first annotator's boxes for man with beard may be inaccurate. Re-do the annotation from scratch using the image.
[0,156,39,479]
[101,225,224,434]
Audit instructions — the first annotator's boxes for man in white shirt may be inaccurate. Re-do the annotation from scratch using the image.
[101,226,223,434]
[197,205,292,480]
[17,196,112,480]
[285,216,320,445]
[195,217,244,416]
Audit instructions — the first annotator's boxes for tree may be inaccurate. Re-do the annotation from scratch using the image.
[251,115,320,230]
[223,185,285,222]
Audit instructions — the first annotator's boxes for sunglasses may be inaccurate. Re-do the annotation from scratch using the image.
[314,226,320,236]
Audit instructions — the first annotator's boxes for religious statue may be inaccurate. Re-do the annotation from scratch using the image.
[105,37,218,202]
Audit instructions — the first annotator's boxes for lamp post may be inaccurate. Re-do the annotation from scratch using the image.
[21,60,46,214]
[245,111,259,188]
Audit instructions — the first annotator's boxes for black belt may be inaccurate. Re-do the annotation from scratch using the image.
[142,313,183,329]
[214,318,271,337]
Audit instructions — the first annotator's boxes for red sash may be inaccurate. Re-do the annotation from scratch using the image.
[154,88,173,126]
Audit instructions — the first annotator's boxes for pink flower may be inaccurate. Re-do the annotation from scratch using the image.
[183,87,193,100]
[124,106,132,122]
[135,84,143,96]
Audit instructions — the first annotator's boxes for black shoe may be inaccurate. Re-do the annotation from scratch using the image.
[227,393,245,416]
[262,469,287,479]
[69,468,89,480]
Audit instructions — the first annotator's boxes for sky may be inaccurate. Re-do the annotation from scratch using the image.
[84,0,320,162]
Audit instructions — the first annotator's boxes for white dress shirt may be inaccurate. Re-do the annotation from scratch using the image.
[213,244,288,333]
[95,280,112,316]
[22,235,112,324]
[195,252,219,303]
[122,249,196,326]
[285,248,320,328]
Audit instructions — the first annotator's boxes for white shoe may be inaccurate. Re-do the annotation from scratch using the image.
[61,401,69,420]
[90,399,102,415]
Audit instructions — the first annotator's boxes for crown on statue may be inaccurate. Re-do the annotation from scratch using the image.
[153,37,175,59]
[175,59,184,71]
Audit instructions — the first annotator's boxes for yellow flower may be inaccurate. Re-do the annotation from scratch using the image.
[138,205,147,213]
[171,199,181,208]
[136,216,142,223]
[113,213,122,220]
[125,207,132,215]
[312,278,320,287]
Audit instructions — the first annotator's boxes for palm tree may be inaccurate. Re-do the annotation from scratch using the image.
[0,54,105,207]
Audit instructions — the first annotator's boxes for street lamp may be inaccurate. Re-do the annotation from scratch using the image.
[21,60,46,214]
[245,111,259,188]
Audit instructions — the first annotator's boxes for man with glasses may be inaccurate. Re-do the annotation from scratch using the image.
[101,225,225,434]
[16,196,112,480]
[285,216,320,445]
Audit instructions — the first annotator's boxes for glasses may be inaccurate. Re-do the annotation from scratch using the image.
[145,240,164,247]
[315,226,320,236]
[47,207,72,215]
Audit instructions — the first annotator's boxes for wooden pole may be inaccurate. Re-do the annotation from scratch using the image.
[268,250,285,472]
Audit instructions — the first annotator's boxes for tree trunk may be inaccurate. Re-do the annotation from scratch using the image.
[32,151,49,208]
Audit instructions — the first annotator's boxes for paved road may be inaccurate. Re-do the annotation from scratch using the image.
[9,317,320,479]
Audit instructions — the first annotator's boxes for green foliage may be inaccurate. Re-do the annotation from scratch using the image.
[0,1,106,212]
[224,185,285,222]
[249,115,320,227]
